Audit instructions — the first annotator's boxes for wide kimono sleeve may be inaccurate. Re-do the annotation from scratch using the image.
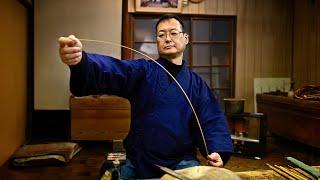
[69,52,148,98]
[194,81,234,159]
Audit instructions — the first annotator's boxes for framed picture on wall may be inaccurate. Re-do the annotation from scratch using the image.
[135,0,182,13]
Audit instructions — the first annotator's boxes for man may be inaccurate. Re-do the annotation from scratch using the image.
[59,14,233,179]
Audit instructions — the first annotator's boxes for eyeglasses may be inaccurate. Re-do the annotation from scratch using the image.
[156,30,184,41]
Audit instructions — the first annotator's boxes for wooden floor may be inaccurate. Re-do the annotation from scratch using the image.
[1,135,320,180]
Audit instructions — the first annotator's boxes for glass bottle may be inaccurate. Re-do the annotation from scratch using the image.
[288,82,295,97]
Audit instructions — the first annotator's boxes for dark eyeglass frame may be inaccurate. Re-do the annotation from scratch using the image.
[156,30,185,41]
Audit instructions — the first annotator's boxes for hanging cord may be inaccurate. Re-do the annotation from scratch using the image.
[78,38,209,156]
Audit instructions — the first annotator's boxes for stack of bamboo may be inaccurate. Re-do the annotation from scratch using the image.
[266,157,320,180]
[266,164,316,180]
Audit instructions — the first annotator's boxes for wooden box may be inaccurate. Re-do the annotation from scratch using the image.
[70,95,130,141]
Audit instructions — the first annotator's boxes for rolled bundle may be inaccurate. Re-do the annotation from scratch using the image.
[294,85,320,101]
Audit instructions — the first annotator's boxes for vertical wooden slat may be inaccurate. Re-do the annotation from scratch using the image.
[205,0,212,15]
[235,0,246,100]
[211,0,219,14]
[273,0,281,76]
[244,0,255,111]
[262,0,273,77]
[253,0,262,78]
[216,0,223,14]
[128,0,135,13]
[286,0,293,77]
[305,2,311,85]
[317,1,320,83]
[198,0,205,15]
[293,0,299,84]
[310,4,316,84]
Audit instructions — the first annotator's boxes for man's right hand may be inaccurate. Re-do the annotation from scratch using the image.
[58,35,83,66]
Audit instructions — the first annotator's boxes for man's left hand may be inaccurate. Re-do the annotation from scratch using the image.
[207,152,223,167]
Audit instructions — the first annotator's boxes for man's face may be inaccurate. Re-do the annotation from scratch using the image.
[156,18,189,59]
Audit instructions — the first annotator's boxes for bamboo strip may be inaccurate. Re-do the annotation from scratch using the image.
[274,165,308,180]
[288,165,317,180]
[266,163,297,180]
[286,167,311,180]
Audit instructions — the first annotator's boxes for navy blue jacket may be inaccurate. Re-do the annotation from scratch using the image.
[69,52,233,178]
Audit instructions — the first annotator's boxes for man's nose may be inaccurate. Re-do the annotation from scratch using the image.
[165,33,172,42]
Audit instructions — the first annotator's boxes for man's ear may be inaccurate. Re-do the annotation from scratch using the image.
[184,34,189,45]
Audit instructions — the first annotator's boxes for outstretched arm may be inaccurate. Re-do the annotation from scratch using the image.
[58,35,148,98]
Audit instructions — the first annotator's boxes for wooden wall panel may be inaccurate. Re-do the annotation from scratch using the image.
[293,0,320,89]
[0,0,28,165]
[35,0,122,110]
[128,0,293,112]
[236,0,293,112]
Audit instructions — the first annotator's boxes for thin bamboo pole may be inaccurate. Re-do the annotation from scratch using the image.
[266,163,297,180]
[274,165,308,180]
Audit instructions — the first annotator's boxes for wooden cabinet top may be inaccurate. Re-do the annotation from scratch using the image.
[256,94,320,115]
[69,95,130,110]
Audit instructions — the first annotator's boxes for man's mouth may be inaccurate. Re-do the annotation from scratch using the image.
[164,45,174,49]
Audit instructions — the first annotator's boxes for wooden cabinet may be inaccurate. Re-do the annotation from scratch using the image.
[70,95,130,141]
[257,94,320,148]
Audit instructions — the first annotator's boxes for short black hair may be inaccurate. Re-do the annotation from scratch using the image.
[155,14,185,32]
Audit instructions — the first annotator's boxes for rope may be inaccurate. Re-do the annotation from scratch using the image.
[294,85,320,101]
